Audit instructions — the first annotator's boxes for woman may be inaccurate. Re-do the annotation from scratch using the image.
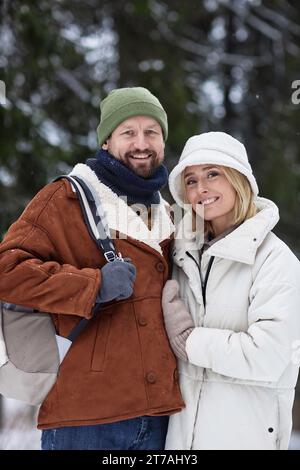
[162,131,300,450]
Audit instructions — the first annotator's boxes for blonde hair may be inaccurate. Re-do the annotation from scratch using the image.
[182,165,257,237]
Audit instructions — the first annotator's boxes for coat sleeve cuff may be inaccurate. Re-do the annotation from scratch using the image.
[186,327,232,369]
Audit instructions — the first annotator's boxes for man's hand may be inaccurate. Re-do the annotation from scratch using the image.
[162,280,194,361]
[97,258,136,304]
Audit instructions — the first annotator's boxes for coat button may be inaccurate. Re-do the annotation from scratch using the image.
[138,317,147,326]
[156,262,165,272]
[174,369,179,382]
[146,372,157,383]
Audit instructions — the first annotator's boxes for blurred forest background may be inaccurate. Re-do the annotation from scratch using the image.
[0,0,300,449]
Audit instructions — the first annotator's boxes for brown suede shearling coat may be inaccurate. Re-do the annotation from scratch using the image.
[0,163,184,429]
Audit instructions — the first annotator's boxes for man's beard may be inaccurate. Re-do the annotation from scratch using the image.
[122,149,163,178]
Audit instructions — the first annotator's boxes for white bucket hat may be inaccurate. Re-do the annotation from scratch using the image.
[169,131,259,208]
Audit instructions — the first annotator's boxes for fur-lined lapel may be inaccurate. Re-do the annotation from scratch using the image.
[69,163,174,255]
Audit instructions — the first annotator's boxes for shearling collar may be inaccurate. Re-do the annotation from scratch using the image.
[173,197,279,266]
[69,163,174,255]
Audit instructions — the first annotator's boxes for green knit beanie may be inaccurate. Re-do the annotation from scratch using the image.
[97,87,168,146]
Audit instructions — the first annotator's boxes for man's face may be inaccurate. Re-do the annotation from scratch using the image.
[102,115,165,178]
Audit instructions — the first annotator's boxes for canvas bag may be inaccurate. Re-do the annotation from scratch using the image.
[0,174,120,405]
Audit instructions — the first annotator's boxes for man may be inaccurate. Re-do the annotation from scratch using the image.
[0,87,184,450]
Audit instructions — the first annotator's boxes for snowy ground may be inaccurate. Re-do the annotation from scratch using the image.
[288,431,300,450]
[1,397,300,450]
[0,398,41,450]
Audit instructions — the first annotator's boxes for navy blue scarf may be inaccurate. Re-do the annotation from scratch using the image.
[85,149,168,206]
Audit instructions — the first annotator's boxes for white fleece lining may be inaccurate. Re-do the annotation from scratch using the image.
[69,163,174,255]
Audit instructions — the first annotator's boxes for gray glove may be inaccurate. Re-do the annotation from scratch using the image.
[162,280,194,361]
[96,258,136,304]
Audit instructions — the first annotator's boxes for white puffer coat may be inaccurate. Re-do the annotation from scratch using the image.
[165,197,300,450]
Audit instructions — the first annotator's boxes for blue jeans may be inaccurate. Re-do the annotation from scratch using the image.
[41,415,169,450]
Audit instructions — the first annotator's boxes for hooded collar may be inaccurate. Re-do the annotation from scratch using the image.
[173,197,279,266]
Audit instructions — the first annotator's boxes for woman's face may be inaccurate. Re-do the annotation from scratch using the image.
[184,164,236,236]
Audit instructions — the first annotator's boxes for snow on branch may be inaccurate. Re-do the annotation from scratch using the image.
[56,68,90,102]
[220,1,300,57]
[254,4,300,37]
[178,37,272,68]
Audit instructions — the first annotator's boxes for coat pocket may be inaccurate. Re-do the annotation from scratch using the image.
[91,314,111,372]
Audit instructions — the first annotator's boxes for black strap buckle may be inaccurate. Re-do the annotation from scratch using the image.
[104,250,117,263]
